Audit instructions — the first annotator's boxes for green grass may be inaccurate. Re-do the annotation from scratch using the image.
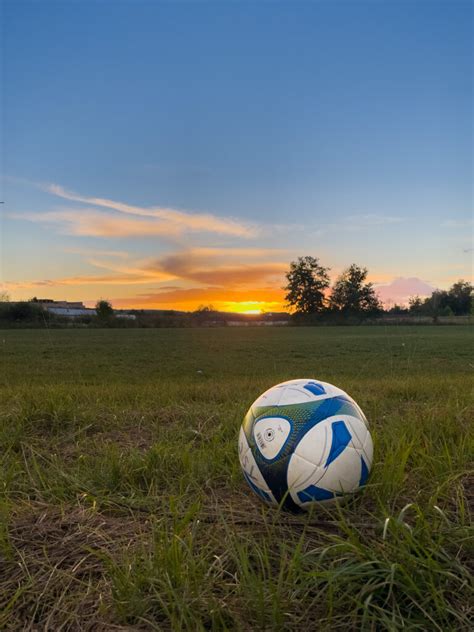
[0,326,472,630]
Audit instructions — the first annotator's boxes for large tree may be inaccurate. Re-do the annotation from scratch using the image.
[284,256,330,314]
[447,280,472,315]
[95,299,114,321]
[329,264,381,315]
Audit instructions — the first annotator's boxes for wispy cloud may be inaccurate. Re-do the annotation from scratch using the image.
[36,183,257,237]
[17,208,190,238]
[2,270,171,291]
[441,219,473,228]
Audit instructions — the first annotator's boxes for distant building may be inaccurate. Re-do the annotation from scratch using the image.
[31,299,137,320]
[32,299,95,318]
[115,313,136,320]
[46,307,96,317]
[32,298,87,309]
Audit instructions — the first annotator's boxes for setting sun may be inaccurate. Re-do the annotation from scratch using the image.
[222,301,280,314]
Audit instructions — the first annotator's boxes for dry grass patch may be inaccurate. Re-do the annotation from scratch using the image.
[0,501,150,630]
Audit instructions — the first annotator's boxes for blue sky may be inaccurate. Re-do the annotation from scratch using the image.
[2,0,472,310]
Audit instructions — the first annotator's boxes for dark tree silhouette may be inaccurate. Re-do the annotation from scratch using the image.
[95,299,114,321]
[192,304,217,324]
[408,296,424,313]
[284,256,330,314]
[408,281,472,319]
[447,280,472,315]
[329,264,381,315]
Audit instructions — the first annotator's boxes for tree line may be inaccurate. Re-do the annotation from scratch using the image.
[0,260,471,327]
[284,256,472,321]
[406,281,472,318]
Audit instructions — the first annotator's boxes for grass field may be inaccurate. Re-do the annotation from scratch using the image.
[0,325,472,630]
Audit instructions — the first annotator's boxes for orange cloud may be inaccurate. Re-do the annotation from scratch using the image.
[2,267,172,291]
[4,245,289,310]
[36,183,257,237]
[17,208,252,239]
[154,250,287,286]
[78,248,288,288]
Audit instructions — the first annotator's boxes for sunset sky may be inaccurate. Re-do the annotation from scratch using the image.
[2,1,472,312]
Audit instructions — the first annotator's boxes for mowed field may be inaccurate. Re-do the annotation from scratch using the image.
[0,326,472,631]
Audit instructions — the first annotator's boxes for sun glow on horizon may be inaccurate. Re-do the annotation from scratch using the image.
[222,300,282,314]
[80,296,286,314]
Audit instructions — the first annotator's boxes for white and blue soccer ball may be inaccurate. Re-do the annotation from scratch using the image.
[238,379,373,512]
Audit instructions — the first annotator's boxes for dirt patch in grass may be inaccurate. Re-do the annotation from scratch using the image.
[55,423,156,464]
[200,487,372,543]
[86,424,156,453]
[0,501,150,631]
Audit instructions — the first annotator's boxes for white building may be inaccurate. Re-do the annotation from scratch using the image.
[46,307,95,317]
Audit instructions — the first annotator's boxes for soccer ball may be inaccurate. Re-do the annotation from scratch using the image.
[238,379,373,511]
